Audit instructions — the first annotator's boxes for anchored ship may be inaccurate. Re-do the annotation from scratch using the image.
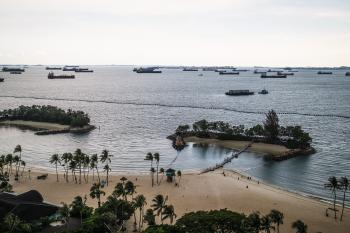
[135,67,162,73]
[225,90,254,96]
[317,71,332,75]
[47,72,75,79]
[219,71,239,75]
[2,67,25,72]
[46,67,62,70]
[261,73,287,78]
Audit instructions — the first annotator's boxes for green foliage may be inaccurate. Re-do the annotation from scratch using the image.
[175,124,190,134]
[69,196,93,219]
[263,110,280,141]
[175,209,246,233]
[143,225,180,233]
[0,105,90,127]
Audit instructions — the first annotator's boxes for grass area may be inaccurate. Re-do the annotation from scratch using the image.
[184,136,290,157]
[0,120,69,131]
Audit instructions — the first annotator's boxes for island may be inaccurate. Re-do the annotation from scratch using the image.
[0,105,95,135]
[168,110,315,161]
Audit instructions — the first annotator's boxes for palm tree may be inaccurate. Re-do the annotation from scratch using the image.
[61,153,72,182]
[144,209,156,226]
[3,213,30,233]
[134,194,147,231]
[246,212,261,233]
[103,164,111,186]
[159,168,165,185]
[260,215,274,233]
[74,149,84,184]
[100,149,113,186]
[268,209,283,233]
[20,160,26,177]
[292,220,308,233]
[90,154,100,183]
[153,153,160,185]
[145,153,154,186]
[90,183,105,207]
[125,180,137,201]
[325,176,340,219]
[113,182,127,200]
[83,154,90,183]
[176,170,182,187]
[13,155,20,181]
[161,205,176,224]
[13,145,22,177]
[151,194,168,224]
[50,154,60,182]
[150,167,155,187]
[59,202,70,228]
[339,177,349,221]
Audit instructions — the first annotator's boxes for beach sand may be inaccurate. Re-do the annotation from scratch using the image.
[12,169,350,233]
[185,136,289,156]
[0,120,69,130]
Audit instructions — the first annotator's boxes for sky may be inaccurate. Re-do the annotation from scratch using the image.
[0,0,349,66]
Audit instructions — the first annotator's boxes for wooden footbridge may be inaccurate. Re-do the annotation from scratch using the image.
[199,141,254,174]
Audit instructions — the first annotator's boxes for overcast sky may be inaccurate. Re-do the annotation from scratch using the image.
[0,0,349,66]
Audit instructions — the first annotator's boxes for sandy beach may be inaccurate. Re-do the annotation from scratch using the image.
[185,136,290,157]
[0,120,69,130]
[11,169,350,233]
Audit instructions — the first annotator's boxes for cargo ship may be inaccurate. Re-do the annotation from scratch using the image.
[261,73,287,78]
[75,68,93,72]
[254,70,266,74]
[10,71,22,74]
[183,68,198,71]
[219,71,239,75]
[317,71,332,75]
[46,67,62,70]
[277,71,294,76]
[135,67,162,73]
[225,90,254,96]
[48,72,75,79]
[2,67,25,72]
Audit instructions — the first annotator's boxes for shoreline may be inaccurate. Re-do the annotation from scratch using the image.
[0,120,95,135]
[11,168,350,233]
[183,136,315,160]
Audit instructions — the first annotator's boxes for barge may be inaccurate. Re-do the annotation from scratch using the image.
[219,71,239,75]
[317,71,332,75]
[46,67,62,70]
[135,67,162,73]
[2,67,25,72]
[48,72,75,79]
[225,90,254,96]
[261,73,287,78]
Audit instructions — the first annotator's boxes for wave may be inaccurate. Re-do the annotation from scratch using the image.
[1,95,350,119]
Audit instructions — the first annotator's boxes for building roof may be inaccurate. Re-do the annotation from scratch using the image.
[0,190,58,222]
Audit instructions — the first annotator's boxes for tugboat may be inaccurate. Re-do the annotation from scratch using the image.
[261,73,287,78]
[219,71,239,75]
[345,72,350,76]
[317,71,332,75]
[48,72,75,79]
[258,89,269,94]
[225,90,254,96]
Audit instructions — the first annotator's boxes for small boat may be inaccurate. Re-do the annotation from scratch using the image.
[219,71,239,75]
[183,68,198,71]
[10,71,22,74]
[75,68,93,72]
[0,78,4,82]
[258,89,269,94]
[63,67,77,71]
[48,72,75,79]
[345,72,350,76]
[198,73,204,76]
[225,90,254,96]
[317,71,332,75]
[261,74,287,78]
[46,67,62,70]
[277,71,294,76]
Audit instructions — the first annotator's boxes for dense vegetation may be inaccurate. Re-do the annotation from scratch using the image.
[0,105,90,127]
[175,110,312,149]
